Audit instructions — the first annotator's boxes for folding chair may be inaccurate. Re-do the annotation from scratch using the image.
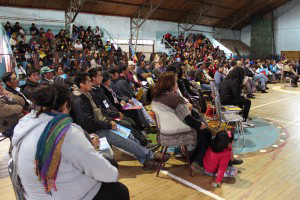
[215,95,246,147]
[281,69,292,88]
[210,81,242,115]
[153,111,194,177]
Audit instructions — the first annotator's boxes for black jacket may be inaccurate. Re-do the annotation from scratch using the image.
[40,78,52,84]
[101,84,123,111]
[116,76,135,99]
[111,79,130,102]
[20,80,38,101]
[220,79,241,103]
[71,91,112,133]
[244,67,255,77]
[90,86,120,119]
[181,78,198,97]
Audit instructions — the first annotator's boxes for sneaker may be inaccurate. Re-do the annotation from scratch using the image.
[247,94,256,99]
[154,152,170,163]
[232,159,243,165]
[261,90,268,93]
[191,162,204,175]
[146,143,161,152]
[242,119,255,128]
[291,84,299,87]
[143,160,160,170]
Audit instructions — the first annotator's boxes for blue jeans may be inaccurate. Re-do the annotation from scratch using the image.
[253,74,268,90]
[201,84,211,91]
[131,98,155,123]
[96,129,153,164]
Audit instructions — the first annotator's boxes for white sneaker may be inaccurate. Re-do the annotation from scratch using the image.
[242,119,255,128]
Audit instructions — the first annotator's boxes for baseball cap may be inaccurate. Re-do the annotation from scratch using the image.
[128,61,136,66]
[40,66,54,74]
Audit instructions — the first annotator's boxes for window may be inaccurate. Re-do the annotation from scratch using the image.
[110,39,154,45]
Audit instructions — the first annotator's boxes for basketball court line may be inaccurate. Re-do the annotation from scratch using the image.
[272,86,300,94]
[116,146,225,199]
[160,170,225,200]
[117,87,299,199]
[250,95,300,110]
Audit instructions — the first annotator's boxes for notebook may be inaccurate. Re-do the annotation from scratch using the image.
[111,125,131,139]
[99,137,110,150]
[224,106,242,111]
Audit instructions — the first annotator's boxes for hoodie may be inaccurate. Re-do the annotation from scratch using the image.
[12,111,118,200]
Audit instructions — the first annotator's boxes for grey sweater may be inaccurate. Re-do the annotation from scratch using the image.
[12,111,118,200]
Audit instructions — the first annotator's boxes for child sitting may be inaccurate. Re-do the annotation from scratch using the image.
[203,130,240,187]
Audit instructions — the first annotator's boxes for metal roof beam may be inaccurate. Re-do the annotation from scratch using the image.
[130,0,165,52]
[87,0,225,20]
[215,0,271,29]
[184,0,237,12]
[179,0,218,32]
[65,0,86,29]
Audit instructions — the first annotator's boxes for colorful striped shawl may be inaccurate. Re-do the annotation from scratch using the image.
[35,113,73,194]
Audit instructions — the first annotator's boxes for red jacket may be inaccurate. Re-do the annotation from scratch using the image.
[203,147,232,182]
[127,71,140,88]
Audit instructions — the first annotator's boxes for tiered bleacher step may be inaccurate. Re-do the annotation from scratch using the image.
[218,39,250,58]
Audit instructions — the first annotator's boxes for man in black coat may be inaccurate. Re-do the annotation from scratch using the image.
[20,69,40,102]
[71,72,167,170]
[88,68,155,148]
[101,71,151,130]
[116,65,136,100]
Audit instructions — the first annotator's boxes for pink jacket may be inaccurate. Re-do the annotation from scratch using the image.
[203,147,231,182]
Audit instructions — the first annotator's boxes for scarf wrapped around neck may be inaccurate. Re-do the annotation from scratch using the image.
[35,113,73,194]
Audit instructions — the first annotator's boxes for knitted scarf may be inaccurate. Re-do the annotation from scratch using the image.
[35,113,73,194]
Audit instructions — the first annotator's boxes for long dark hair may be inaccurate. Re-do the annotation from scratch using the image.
[211,130,234,152]
[225,66,245,87]
[153,72,177,98]
[32,83,71,117]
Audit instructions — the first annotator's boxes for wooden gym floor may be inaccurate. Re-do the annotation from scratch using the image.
[1,83,300,200]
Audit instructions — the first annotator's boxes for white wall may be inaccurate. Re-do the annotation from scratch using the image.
[0,5,262,56]
[238,0,300,53]
[0,6,212,40]
[0,6,221,55]
[273,0,300,54]
[241,25,251,46]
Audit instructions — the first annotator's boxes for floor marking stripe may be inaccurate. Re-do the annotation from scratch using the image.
[250,95,299,110]
[272,85,300,94]
[160,170,225,200]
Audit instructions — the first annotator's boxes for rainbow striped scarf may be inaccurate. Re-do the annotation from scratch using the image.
[35,113,73,194]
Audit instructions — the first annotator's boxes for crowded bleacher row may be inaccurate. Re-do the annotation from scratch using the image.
[4,21,125,72]
[1,22,300,199]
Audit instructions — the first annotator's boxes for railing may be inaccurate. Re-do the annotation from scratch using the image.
[102,28,119,49]
[157,33,177,53]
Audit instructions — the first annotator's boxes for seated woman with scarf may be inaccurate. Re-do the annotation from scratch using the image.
[151,72,212,174]
[12,82,129,200]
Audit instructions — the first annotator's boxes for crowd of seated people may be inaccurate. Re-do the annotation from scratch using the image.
[4,21,126,76]
[2,22,300,198]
